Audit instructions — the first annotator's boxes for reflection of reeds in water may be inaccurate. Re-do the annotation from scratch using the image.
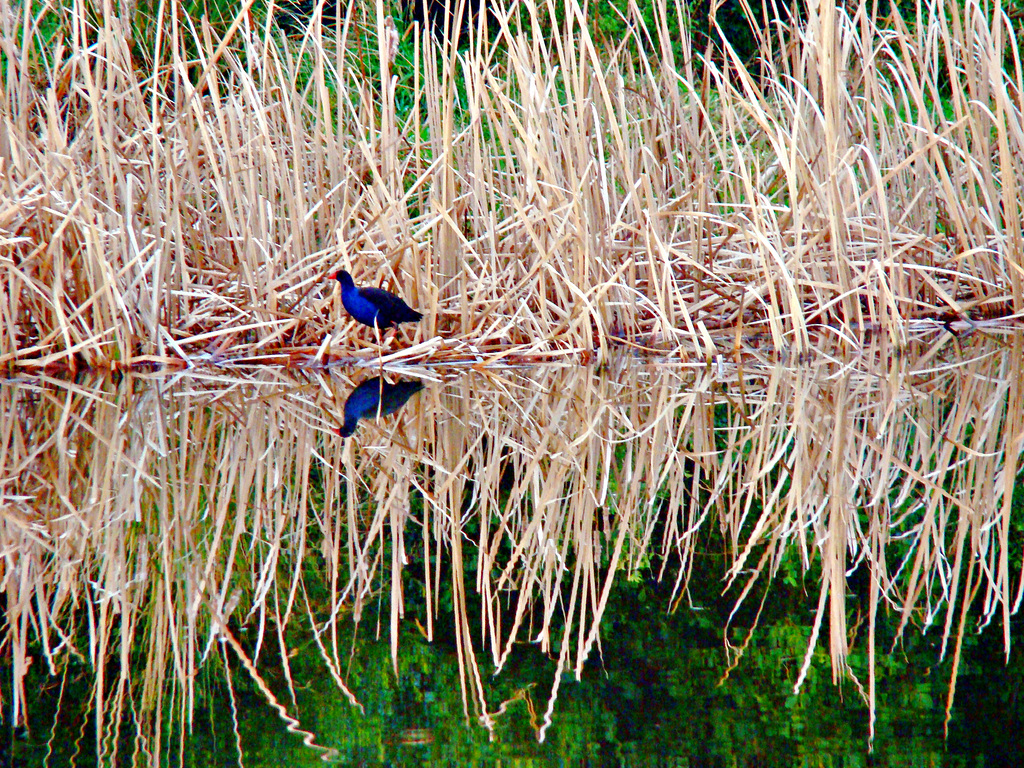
[1,331,1023,754]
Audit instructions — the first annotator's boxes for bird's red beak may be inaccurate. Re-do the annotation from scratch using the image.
[328,271,339,281]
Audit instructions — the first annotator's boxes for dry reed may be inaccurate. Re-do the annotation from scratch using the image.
[2,0,1023,371]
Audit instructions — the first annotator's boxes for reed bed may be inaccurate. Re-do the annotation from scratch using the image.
[1,329,1022,758]
[2,0,1023,371]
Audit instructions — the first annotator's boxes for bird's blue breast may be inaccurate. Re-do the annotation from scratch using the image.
[342,289,380,327]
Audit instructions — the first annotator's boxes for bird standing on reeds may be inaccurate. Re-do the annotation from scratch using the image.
[330,270,423,332]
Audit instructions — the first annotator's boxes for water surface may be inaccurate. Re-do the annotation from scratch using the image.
[2,328,1022,764]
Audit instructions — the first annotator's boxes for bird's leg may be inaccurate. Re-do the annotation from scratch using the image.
[374,323,384,372]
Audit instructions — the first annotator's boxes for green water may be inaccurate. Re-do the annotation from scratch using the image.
[9,569,1019,765]
[3,340,1023,766]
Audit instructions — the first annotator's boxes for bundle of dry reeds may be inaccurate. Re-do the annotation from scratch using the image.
[2,0,1022,372]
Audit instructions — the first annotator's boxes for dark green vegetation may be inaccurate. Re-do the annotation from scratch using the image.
[4,545,1021,766]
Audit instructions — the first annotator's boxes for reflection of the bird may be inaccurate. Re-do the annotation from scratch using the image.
[336,377,424,437]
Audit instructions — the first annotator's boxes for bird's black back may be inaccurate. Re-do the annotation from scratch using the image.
[358,287,424,328]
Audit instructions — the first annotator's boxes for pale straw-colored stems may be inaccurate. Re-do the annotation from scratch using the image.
[5,0,1024,369]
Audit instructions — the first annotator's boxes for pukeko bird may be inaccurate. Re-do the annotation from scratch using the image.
[331,270,423,331]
